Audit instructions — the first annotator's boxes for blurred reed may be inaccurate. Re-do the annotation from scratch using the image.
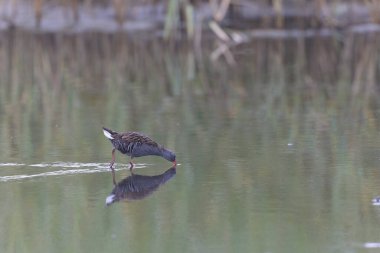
[1,31,380,160]
[366,0,380,23]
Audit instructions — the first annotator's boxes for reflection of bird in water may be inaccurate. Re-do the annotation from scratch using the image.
[102,127,176,173]
[106,167,176,206]
[372,196,380,206]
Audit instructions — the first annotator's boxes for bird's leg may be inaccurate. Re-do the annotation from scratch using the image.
[110,148,116,171]
[111,169,116,186]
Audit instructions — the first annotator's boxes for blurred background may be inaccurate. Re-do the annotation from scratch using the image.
[1,0,380,253]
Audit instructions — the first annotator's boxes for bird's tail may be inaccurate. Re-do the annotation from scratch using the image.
[102,127,118,140]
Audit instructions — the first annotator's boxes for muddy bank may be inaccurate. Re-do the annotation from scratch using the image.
[0,1,379,37]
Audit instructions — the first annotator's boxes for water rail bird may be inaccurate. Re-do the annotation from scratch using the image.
[102,127,176,171]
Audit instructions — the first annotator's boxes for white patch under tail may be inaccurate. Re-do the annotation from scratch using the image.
[103,129,114,140]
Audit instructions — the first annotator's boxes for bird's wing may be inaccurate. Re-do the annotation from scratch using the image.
[122,132,160,147]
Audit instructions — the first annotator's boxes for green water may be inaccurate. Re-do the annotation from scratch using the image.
[1,32,380,253]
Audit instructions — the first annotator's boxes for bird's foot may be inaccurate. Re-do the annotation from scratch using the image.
[128,162,134,171]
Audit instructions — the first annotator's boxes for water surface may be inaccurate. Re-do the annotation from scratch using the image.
[1,32,380,253]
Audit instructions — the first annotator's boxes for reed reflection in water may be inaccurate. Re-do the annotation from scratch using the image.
[106,166,176,205]
[1,31,380,253]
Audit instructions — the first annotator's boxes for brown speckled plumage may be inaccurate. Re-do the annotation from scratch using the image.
[121,132,160,150]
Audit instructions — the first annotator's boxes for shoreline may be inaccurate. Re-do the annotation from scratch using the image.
[0,1,379,37]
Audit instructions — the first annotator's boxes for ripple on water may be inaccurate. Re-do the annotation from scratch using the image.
[0,163,26,166]
[0,162,148,182]
[364,242,380,248]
